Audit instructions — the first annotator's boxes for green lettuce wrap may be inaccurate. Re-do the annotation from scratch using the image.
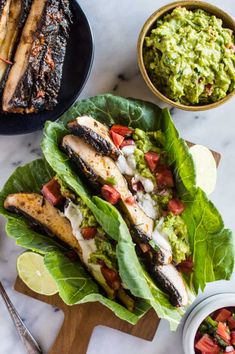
[41,94,234,329]
[0,158,151,324]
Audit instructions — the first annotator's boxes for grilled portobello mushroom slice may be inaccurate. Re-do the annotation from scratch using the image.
[3,0,71,113]
[4,192,82,253]
[0,0,11,48]
[151,264,188,307]
[0,0,32,89]
[68,116,120,160]
[62,134,173,266]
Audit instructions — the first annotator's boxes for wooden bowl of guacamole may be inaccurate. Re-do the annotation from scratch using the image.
[137,1,235,111]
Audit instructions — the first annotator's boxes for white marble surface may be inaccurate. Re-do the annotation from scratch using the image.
[0,0,234,353]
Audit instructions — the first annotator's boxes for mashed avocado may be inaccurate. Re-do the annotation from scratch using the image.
[132,128,165,181]
[144,7,235,105]
[89,234,117,270]
[161,214,190,264]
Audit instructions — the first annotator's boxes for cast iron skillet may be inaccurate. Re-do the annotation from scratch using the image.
[0,0,94,135]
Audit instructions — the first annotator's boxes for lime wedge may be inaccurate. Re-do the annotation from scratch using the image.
[17,252,58,296]
[189,144,217,195]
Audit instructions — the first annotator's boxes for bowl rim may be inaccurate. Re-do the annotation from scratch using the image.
[182,293,235,354]
[137,0,235,111]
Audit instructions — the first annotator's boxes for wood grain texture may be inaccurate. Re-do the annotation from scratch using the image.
[14,277,159,354]
[14,144,221,354]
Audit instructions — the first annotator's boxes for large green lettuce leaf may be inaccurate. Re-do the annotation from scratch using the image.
[42,120,185,330]
[0,159,150,325]
[56,94,234,293]
[161,109,234,291]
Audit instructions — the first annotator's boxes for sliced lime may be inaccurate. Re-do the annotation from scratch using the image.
[17,252,58,296]
[189,144,217,195]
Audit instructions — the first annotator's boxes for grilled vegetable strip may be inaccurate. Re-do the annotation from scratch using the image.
[0,0,11,48]
[3,0,71,113]
[68,116,120,160]
[151,264,188,307]
[0,0,31,88]
[4,193,82,253]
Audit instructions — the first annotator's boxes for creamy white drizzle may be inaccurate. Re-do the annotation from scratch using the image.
[115,146,158,220]
[64,201,105,285]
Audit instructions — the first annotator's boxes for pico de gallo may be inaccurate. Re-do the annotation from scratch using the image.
[195,307,235,353]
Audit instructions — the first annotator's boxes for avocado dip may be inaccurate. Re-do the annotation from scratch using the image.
[144,7,235,105]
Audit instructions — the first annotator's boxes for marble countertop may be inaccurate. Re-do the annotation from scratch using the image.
[0,0,235,353]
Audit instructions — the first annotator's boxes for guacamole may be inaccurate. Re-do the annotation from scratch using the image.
[144,7,235,105]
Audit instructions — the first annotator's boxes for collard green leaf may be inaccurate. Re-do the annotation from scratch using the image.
[60,93,162,131]
[0,158,148,325]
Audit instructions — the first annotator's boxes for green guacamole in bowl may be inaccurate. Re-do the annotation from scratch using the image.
[143,7,235,105]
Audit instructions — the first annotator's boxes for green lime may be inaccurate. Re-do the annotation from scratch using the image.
[17,252,58,296]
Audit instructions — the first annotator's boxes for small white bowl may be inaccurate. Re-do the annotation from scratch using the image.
[182,293,235,354]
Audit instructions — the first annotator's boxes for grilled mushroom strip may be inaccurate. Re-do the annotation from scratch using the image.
[68,116,120,160]
[0,0,11,48]
[152,264,188,307]
[0,0,32,89]
[3,0,71,113]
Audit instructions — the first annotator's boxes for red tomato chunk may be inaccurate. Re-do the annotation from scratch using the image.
[110,130,124,148]
[144,151,160,172]
[81,227,97,240]
[217,322,231,344]
[215,308,232,322]
[101,185,121,205]
[110,124,133,137]
[41,178,63,206]
[195,334,219,353]
[168,198,185,215]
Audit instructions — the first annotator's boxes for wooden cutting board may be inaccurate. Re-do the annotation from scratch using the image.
[14,277,159,354]
[14,146,221,354]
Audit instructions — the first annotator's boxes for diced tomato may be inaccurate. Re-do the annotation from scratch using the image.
[195,334,219,353]
[101,184,121,205]
[139,243,150,253]
[101,267,121,290]
[144,151,160,172]
[125,196,135,205]
[156,166,174,188]
[168,198,185,215]
[217,322,231,344]
[110,130,124,148]
[215,308,232,322]
[41,178,63,206]
[81,227,97,240]
[177,257,194,274]
[231,331,235,345]
[120,139,135,148]
[110,124,133,137]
